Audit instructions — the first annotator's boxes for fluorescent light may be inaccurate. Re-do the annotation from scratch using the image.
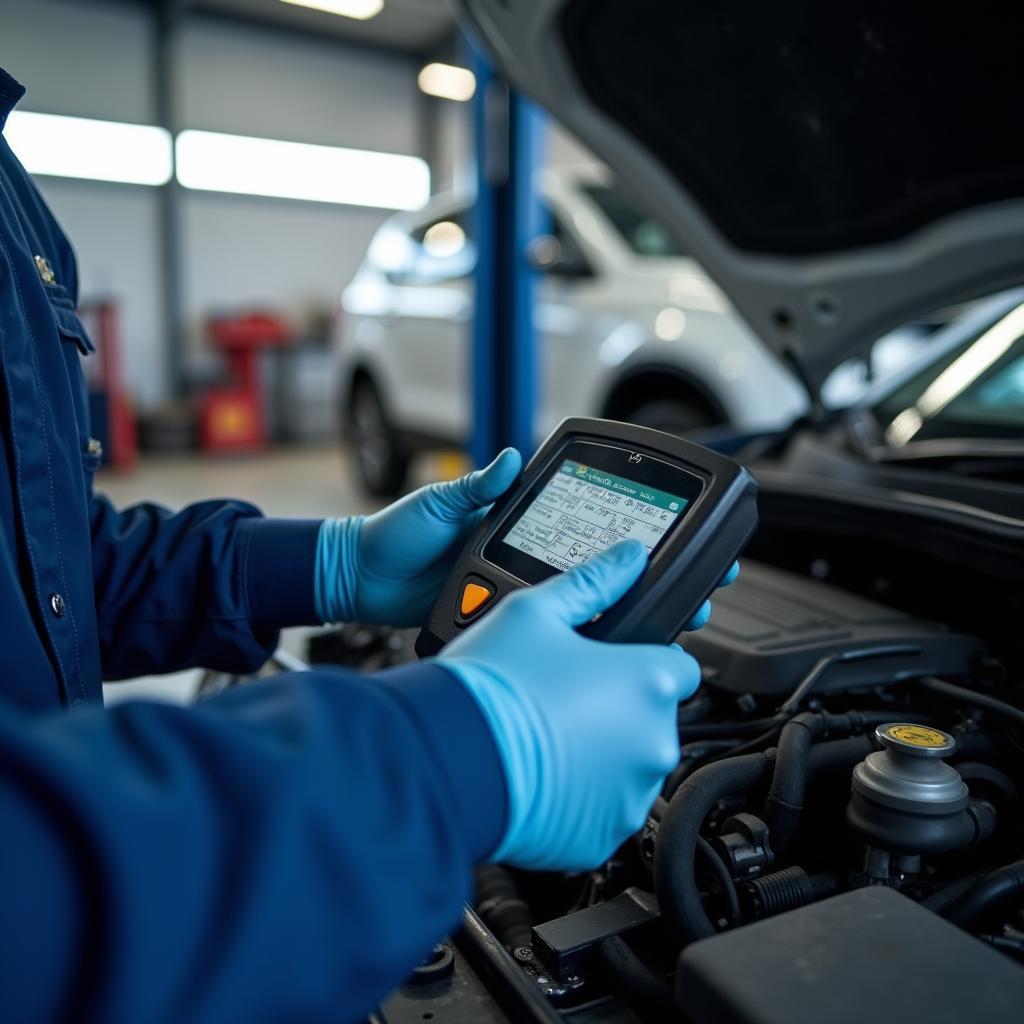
[280,0,384,19]
[418,63,477,102]
[5,111,172,186]
[175,130,430,210]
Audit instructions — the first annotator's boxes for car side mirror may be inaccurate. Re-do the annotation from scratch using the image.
[525,234,592,278]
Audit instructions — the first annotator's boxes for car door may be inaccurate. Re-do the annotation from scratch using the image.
[534,209,614,439]
[385,207,475,442]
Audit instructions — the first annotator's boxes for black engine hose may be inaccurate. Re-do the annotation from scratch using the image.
[597,935,679,1023]
[920,677,1024,730]
[954,762,1019,807]
[654,752,772,944]
[696,835,741,927]
[761,712,825,860]
[663,740,742,798]
[942,859,1024,930]
[679,715,784,741]
[474,865,532,953]
[806,734,874,775]
[677,690,714,726]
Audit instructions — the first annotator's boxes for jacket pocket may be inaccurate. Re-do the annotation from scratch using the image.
[48,297,96,356]
[42,283,96,442]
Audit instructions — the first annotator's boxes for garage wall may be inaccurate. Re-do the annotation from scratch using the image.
[0,0,155,123]
[1,0,167,406]
[176,16,421,360]
[0,0,425,408]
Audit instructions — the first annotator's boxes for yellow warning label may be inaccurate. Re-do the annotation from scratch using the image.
[886,724,949,748]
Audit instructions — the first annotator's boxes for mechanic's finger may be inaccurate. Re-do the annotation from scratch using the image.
[721,561,740,587]
[419,448,522,521]
[661,643,701,701]
[681,599,712,632]
[464,447,522,505]
[540,540,647,626]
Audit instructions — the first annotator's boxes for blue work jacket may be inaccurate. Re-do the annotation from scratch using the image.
[0,69,505,1023]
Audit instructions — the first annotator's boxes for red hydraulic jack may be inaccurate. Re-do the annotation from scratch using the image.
[199,312,293,453]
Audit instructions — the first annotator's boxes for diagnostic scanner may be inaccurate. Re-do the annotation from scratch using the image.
[416,417,758,656]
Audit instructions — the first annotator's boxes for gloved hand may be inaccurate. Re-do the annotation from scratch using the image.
[437,540,701,871]
[684,559,739,631]
[314,448,522,627]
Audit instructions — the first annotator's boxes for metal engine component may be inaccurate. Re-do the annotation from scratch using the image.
[740,867,837,922]
[847,724,993,855]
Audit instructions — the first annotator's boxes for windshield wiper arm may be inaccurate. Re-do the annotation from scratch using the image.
[865,439,1024,480]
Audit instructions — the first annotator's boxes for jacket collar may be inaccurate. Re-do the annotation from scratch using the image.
[0,68,26,132]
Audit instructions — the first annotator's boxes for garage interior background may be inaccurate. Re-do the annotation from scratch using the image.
[2,0,597,411]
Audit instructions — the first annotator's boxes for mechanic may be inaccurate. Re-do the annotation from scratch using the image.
[0,68,730,1022]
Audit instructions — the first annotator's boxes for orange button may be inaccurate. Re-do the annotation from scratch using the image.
[460,581,494,618]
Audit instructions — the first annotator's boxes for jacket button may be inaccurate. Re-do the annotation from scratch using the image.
[34,254,56,284]
[49,592,65,618]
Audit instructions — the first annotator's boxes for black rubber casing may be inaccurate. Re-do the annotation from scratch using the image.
[416,418,758,656]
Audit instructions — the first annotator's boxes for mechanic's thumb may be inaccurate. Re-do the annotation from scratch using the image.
[424,447,522,521]
[542,540,648,626]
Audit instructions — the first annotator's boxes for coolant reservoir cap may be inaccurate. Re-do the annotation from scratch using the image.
[852,723,967,814]
[877,723,957,758]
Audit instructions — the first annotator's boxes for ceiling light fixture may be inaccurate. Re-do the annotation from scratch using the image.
[279,0,384,19]
[5,111,173,186]
[175,129,430,210]
[418,63,477,102]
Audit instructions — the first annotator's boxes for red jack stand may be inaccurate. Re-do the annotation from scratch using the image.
[199,313,293,453]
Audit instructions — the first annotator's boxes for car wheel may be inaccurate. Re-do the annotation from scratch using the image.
[626,398,713,437]
[348,379,410,498]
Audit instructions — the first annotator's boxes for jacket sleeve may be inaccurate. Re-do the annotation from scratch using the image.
[0,661,507,1024]
[89,491,323,679]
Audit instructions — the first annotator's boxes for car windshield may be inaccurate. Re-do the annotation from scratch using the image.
[581,183,685,258]
[871,302,1024,445]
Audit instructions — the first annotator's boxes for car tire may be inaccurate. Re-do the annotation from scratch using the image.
[626,398,713,437]
[347,378,410,498]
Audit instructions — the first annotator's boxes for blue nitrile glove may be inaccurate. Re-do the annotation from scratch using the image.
[437,540,701,871]
[684,559,740,631]
[315,448,522,627]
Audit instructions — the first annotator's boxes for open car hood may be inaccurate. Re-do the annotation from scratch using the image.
[457,0,1024,392]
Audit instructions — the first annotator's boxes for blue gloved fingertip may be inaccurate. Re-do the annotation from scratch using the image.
[682,599,711,631]
[483,447,521,473]
[470,448,522,503]
[607,538,647,563]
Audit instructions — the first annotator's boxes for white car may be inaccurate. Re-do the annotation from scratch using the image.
[334,167,877,494]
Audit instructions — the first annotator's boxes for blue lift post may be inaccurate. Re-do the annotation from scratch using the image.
[469,47,547,468]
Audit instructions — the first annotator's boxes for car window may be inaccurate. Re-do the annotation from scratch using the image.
[872,304,1024,444]
[581,183,686,258]
[394,205,587,282]
[542,211,592,277]
[405,210,476,283]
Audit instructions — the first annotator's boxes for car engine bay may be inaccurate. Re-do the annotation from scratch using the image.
[359,464,1024,1023]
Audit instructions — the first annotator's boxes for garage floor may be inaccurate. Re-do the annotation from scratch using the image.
[95,443,464,705]
[97,443,377,520]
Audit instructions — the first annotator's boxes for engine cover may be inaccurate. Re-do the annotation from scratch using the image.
[678,887,1024,1024]
[683,561,982,698]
